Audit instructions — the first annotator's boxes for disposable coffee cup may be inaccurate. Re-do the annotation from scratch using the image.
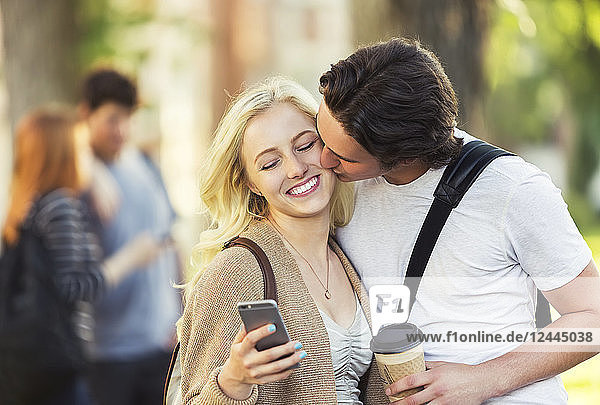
[370,323,426,402]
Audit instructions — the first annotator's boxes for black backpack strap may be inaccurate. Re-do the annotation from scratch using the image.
[404,140,514,314]
[163,236,276,404]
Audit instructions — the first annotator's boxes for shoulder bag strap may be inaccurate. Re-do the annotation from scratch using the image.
[164,236,277,404]
[404,140,514,314]
[224,236,278,302]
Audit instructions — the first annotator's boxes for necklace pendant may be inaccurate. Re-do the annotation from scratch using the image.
[324,290,331,299]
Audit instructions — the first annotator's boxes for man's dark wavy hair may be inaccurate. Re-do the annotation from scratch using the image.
[81,69,137,112]
[319,38,462,170]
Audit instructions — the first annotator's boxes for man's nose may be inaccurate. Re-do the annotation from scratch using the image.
[320,146,340,169]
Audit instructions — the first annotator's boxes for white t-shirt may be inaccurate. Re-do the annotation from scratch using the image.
[336,129,592,404]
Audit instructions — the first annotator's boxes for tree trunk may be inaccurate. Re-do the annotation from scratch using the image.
[351,0,490,138]
[0,0,80,131]
[209,0,246,132]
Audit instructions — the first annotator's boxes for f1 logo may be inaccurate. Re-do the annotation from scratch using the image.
[368,285,410,336]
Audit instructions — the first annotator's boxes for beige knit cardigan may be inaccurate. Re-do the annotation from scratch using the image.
[178,220,389,404]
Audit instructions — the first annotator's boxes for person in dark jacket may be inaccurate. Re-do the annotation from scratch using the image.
[1,106,157,405]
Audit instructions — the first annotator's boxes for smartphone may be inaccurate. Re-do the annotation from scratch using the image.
[237,299,300,368]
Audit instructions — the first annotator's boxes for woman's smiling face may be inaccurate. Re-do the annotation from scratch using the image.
[241,102,336,221]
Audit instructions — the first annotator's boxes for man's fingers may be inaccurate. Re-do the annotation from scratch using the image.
[386,370,432,397]
[391,386,436,405]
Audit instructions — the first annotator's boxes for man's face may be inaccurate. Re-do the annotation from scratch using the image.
[87,102,132,162]
[316,101,385,182]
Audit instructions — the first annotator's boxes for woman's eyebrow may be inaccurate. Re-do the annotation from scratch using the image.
[254,130,316,163]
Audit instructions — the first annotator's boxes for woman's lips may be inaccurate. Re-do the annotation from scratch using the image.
[286,175,320,197]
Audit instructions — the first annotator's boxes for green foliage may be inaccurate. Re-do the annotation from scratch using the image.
[569,121,600,195]
[487,0,600,199]
[566,192,600,235]
[75,0,209,79]
[76,0,156,71]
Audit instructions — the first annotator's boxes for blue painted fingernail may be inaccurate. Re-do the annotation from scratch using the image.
[299,351,307,359]
[294,342,303,350]
[267,324,276,333]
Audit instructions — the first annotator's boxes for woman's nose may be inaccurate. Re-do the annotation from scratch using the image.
[286,155,309,178]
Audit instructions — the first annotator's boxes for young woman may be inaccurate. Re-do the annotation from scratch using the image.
[178,77,387,404]
[1,107,159,405]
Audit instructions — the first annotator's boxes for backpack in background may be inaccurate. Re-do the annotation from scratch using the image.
[0,211,85,405]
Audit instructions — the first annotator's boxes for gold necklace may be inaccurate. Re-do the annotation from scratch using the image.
[269,220,331,299]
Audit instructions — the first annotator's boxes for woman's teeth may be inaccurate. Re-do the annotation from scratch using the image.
[289,176,318,195]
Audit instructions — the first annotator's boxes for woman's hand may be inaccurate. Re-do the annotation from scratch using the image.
[217,324,306,400]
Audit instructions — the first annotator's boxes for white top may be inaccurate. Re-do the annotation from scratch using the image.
[318,295,373,405]
[336,129,592,404]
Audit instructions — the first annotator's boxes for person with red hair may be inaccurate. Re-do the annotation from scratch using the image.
[1,106,156,405]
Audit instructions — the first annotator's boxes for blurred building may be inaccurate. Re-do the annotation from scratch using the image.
[102,0,353,259]
[210,0,352,123]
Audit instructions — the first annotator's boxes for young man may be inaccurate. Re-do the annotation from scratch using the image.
[316,38,600,404]
[80,69,181,405]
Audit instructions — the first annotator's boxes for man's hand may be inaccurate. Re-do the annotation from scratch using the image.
[102,232,163,287]
[388,361,494,405]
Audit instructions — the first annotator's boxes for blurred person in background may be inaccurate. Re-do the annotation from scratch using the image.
[79,69,181,405]
[129,107,184,287]
[0,107,159,405]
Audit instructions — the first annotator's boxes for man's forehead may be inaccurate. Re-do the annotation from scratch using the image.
[317,102,348,144]
[316,102,370,161]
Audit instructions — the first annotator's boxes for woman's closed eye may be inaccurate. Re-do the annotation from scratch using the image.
[259,138,318,170]
[260,159,280,171]
[296,139,317,152]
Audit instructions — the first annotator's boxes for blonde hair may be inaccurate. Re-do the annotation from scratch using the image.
[2,106,81,245]
[186,76,354,296]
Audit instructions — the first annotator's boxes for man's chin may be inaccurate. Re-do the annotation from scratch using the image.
[336,170,384,182]
[334,172,360,182]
